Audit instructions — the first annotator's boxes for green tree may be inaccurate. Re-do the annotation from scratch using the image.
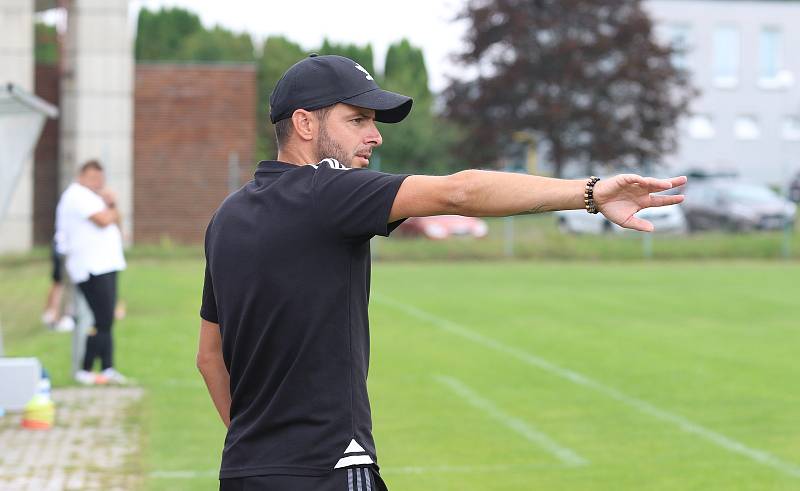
[318,39,375,76]
[445,0,694,176]
[257,36,307,159]
[384,39,429,98]
[177,26,255,62]
[35,22,58,64]
[378,40,460,175]
[135,7,203,61]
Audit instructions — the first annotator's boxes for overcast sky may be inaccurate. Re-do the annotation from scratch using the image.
[127,0,471,92]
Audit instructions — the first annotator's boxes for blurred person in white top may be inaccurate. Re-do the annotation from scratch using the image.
[55,160,127,385]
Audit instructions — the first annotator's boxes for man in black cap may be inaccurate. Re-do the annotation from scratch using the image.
[197,54,686,491]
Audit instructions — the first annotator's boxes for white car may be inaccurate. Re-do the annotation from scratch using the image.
[555,204,688,234]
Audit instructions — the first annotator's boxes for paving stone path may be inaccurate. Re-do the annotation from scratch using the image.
[0,386,144,491]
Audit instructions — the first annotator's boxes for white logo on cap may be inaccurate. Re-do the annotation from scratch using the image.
[354,64,374,81]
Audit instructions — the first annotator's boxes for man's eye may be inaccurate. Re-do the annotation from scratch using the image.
[352,118,363,123]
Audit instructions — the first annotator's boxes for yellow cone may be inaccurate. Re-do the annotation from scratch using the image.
[21,394,55,430]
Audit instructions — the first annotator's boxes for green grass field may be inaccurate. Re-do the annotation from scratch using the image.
[2,257,799,490]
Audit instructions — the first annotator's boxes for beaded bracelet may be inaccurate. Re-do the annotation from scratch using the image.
[584,176,600,214]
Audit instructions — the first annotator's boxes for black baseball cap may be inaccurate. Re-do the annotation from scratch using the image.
[269,54,413,124]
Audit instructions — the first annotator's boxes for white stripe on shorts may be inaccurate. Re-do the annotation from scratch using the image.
[363,467,372,491]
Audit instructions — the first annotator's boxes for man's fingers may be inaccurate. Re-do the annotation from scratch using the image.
[620,175,687,188]
[644,177,674,191]
[622,173,646,183]
[622,216,654,232]
[669,175,688,187]
[650,194,685,207]
[638,175,688,193]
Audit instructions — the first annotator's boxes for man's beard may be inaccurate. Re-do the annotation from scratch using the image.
[315,124,352,167]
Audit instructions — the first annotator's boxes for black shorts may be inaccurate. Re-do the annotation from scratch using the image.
[219,467,387,491]
[51,241,64,284]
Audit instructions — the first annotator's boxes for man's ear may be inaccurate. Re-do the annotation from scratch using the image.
[291,109,314,142]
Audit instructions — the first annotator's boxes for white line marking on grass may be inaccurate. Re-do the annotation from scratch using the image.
[435,374,588,467]
[376,295,800,479]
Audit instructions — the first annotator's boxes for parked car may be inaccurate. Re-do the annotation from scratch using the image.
[555,204,688,234]
[682,181,797,232]
[556,209,612,234]
[789,172,800,203]
[396,215,489,240]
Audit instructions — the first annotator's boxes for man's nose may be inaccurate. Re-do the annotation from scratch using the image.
[366,122,382,147]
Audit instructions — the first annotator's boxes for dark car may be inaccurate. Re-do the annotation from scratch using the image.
[790,172,800,203]
[682,181,797,232]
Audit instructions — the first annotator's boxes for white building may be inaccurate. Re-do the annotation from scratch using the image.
[0,0,133,253]
[647,0,800,187]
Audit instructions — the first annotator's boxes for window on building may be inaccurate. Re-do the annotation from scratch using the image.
[688,114,715,139]
[759,28,794,89]
[782,116,800,141]
[666,24,691,70]
[760,28,781,79]
[713,26,739,88]
[734,116,760,140]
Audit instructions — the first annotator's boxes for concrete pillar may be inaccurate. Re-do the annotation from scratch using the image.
[0,0,35,253]
[60,0,133,242]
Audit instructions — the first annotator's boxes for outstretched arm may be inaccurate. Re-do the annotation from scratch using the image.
[389,170,686,232]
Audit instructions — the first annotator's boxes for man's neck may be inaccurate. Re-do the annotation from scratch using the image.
[276,147,317,166]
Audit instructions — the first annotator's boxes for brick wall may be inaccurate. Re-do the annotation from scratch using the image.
[33,63,60,245]
[133,63,257,244]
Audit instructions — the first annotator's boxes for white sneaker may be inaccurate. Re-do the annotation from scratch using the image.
[54,316,75,332]
[75,370,97,385]
[41,310,57,327]
[101,368,128,385]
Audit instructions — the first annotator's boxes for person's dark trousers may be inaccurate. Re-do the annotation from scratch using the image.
[78,271,117,371]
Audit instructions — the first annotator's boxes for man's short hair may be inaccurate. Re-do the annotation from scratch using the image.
[274,106,333,150]
[79,159,103,174]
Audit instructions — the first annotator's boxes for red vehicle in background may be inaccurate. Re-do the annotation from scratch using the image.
[396,215,489,240]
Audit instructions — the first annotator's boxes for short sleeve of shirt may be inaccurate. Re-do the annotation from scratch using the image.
[200,218,219,323]
[200,260,218,323]
[72,186,106,219]
[312,159,409,239]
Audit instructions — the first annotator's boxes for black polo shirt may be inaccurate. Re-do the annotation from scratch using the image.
[201,158,408,479]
